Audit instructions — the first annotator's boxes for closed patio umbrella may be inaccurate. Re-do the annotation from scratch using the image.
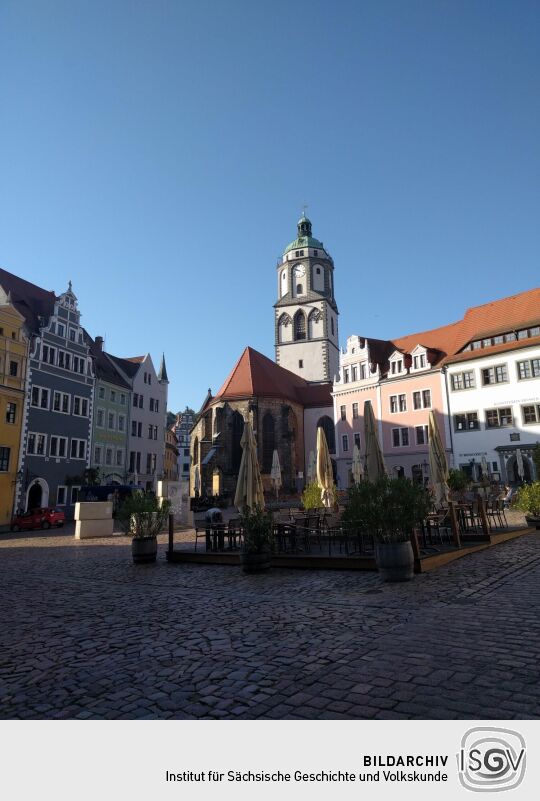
[352,444,363,484]
[481,456,489,480]
[270,449,282,499]
[316,426,334,509]
[193,465,201,496]
[363,400,386,482]
[428,410,449,508]
[516,448,525,481]
[234,419,265,514]
[307,450,316,483]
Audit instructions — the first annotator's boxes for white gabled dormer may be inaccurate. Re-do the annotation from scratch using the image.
[410,344,428,372]
[388,349,406,377]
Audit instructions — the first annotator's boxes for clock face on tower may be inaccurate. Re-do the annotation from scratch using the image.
[294,264,306,278]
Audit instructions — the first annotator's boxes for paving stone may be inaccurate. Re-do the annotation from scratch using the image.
[1,525,539,719]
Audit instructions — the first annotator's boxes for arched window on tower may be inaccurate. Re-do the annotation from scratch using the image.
[262,412,275,473]
[278,313,292,344]
[193,437,199,464]
[231,411,244,473]
[294,310,307,341]
[317,415,336,454]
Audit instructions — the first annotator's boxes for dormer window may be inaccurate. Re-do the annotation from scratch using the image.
[413,354,426,370]
[391,359,403,375]
[343,369,350,384]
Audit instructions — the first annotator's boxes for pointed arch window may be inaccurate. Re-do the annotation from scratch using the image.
[193,437,199,464]
[262,412,275,473]
[317,415,336,454]
[231,411,244,473]
[294,311,307,341]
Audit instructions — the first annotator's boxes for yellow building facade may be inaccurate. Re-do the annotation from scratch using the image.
[0,302,29,527]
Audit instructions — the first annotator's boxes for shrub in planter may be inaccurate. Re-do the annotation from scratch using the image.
[301,482,322,511]
[240,506,274,574]
[513,482,540,529]
[342,477,431,581]
[447,469,469,495]
[117,493,171,563]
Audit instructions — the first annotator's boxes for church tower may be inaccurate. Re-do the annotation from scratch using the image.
[274,215,339,383]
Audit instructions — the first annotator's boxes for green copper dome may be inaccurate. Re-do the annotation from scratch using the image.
[283,216,325,254]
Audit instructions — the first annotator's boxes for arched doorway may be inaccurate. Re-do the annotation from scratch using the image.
[507,453,532,484]
[26,478,49,511]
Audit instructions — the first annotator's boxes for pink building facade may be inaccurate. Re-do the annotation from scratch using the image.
[333,334,453,488]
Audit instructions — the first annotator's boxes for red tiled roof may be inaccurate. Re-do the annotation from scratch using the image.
[124,356,145,363]
[444,334,540,365]
[215,346,332,408]
[362,286,540,370]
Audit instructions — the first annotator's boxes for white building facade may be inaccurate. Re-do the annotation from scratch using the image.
[107,353,169,490]
[446,340,540,484]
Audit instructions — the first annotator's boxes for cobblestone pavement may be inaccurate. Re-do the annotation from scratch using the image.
[1,523,539,720]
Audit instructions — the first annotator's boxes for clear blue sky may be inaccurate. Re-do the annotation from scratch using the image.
[1,0,539,411]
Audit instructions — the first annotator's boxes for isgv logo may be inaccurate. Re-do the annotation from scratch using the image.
[458,727,526,792]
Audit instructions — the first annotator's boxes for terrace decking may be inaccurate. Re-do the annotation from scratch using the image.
[166,524,534,573]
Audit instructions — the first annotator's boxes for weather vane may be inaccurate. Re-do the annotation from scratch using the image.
[302,203,308,217]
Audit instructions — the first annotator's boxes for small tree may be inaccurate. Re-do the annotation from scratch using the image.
[241,506,274,554]
[447,469,469,493]
[117,493,171,538]
[342,477,431,543]
[302,482,322,510]
[514,483,540,517]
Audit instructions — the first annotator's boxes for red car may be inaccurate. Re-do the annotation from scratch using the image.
[11,507,65,531]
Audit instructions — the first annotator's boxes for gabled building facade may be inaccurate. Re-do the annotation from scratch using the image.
[88,335,131,484]
[172,407,194,482]
[0,299,30,526]
[0,270,95,516]
[107,353,169,490]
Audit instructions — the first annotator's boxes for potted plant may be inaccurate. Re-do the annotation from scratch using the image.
[513,482,540,529]
[447,468,469,499]
[343,477,430,581]
[240,506,274,573]
[301,481,322,511]
[117,492,171,564]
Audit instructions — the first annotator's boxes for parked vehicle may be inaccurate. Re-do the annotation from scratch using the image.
[11,507,66,531]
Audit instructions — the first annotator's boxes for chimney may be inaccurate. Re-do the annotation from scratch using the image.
[95,336,104,351]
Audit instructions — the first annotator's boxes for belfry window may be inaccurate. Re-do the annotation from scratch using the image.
[294,311,306,341]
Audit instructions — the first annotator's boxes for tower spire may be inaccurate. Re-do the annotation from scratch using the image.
[158,353,169,383]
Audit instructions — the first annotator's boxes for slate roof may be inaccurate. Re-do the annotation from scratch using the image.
[84,332,132,389]
[106,354,142,379]
[0,267,56,333]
